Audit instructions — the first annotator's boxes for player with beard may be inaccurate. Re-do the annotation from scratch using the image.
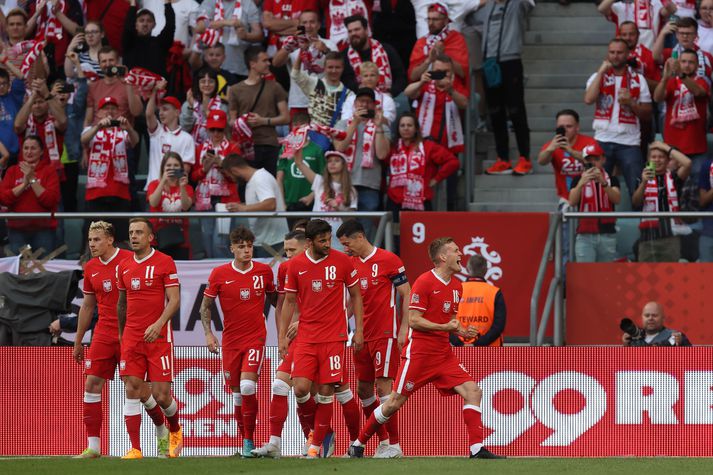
[349,237,504,460]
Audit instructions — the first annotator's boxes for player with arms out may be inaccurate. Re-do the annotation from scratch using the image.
[279,219,364,459]
[336,219,409,459]
[117,218,183,459]
[74,221,169,458]
[200,226,276,457]
[252,230,317,458]
[349,237,504,459]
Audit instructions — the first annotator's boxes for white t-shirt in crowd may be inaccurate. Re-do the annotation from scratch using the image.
[698,22,713,56]
[610,0,666,50]
[287,37,338,109]
[585,71,652,146]
[143,0,201,46]
[246,168,289,246]
[147,124,196,188]
[340,90,397,125]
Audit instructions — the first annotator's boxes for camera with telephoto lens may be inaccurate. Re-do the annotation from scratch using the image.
[620,318,644,340]
[105,65,127,78]
[108,119,121,127]
[362,109,376,119]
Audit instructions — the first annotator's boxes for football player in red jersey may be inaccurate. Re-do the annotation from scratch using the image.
[200,226,277,457]
[117,218,183,459]
[252,230,316,458]
[349,237,504,459]
[279,219,364,459]
[74,221,170,458]
[337,219,409,458]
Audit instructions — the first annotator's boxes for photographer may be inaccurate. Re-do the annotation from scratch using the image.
[622,301,692,346]
[619,21,660,95]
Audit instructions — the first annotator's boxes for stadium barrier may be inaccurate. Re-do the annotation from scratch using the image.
[2,346,712,457]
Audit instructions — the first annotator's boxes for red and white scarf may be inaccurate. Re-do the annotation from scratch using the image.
[191,96,223,146]
[625,0,653,30]
[640,170,690,234]
[578,170,616,233]
[389,140,426,210]
[298,41,327,74]
[280,124,310,158]
[197,0,243,46]
[309,122,348,141]
[343,119,376,171]
[26,114,61,170]
[424,23,451,55]
[124,67,166,100]
[231,114,255,162]
[195,139,232,210]
[670,76,700,127]
[347,39,392,93]
[329,0,368,49]
[417,81,464,150]
[594,68,641,125]
[86,127,129,189]
[37,0,65,41]
[197,28,221,48]
[20,40,45,78]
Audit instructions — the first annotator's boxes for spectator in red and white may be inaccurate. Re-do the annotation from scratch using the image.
[0,49,25,162]
[598,0,676,50]
[653,49,710,176]
[537,109,598,206]
[63,21,106,80]
[321,0,373,51]
[386,111,459,218]
[669,0,696,18]
[261,0,319,55]
[228,45,290,176]
[698,0,713,55]
[194,0,263,81]
[145,80,196,187]
[84,46,143,127]
[371,0,417,70]
[180,67,229,147]
[190,109,240,258]
[14,78,67,177]
[632,141,692,262]
[408,3,469,96]
[340,61,396,124]
[652,16,713,84]
[619,21,661,92]
[80,96,139,243]
[187,42,241,101]
[26,0,83,73]
[2,8,49,80]
[568,143,622,263]
[0,135,60,254]
[122,0,175,79]
[272,10,338,118]
[584,39,653,197]
[340,14,407,96]
[146,151,195,260]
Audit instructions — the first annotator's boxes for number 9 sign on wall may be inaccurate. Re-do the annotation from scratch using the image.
[399,212,554,339]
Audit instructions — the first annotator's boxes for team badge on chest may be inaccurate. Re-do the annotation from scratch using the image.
[103,279,112,292]
[360,278,368,290]
[312,279,323,292]
[240,288,250,300]
[442,301,451,313]
[131,277,140,290]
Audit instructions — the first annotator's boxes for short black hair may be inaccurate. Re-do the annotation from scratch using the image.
[230,226,255,244]
[344,14,368,29]
[129,217,154,234]
[24,135,45,150]
[680,48,699,62]
[609,38,629,51]
[292,111,311,126]
[244,45,266,69]
[556,109,580,123]
[222,153,249,170]
[284,230,306,242]
[291,218,310,232]
[676,16,698,30]
[0,69,9,81]
[305,219,332,240]
[336,219,365,239]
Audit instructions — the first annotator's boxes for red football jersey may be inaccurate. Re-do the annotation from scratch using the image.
[82,248,133,343]
[284,249,358,343]
[408,269,462,354]
[116,249,180,342]
[276,260,290,294]
[351,247,408,341]
[540,134,597,200]
[204,260,275,349]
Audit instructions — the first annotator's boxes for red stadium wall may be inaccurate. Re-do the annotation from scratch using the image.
[567,263,713,344]
[399,212,554,339]
[2,347,713,457]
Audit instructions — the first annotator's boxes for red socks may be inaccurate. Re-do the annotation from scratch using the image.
[312,398,333,446]
[463,405,484,446]
[269,394,289,438]
[296,397,316,438]
[340,395,361,441]
[242,394,258,441]
[362,398,388,442]
[83,399,102,438]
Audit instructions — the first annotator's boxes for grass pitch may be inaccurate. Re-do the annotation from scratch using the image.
[1,457,712,475]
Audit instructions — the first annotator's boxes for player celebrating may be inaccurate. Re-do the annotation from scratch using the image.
[348,237,504,459]
[279,219,364,459]
[74,222,169,457]
[200,226,276,457]
[336,220,409,458]
[252,230,316,458]
[117,218,183,459]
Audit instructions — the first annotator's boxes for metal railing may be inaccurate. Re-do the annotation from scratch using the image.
[0,211,395,253]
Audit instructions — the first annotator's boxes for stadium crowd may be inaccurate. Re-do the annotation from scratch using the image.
[1,0,713,262]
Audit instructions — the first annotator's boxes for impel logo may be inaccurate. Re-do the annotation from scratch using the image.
[481,371,713,447]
